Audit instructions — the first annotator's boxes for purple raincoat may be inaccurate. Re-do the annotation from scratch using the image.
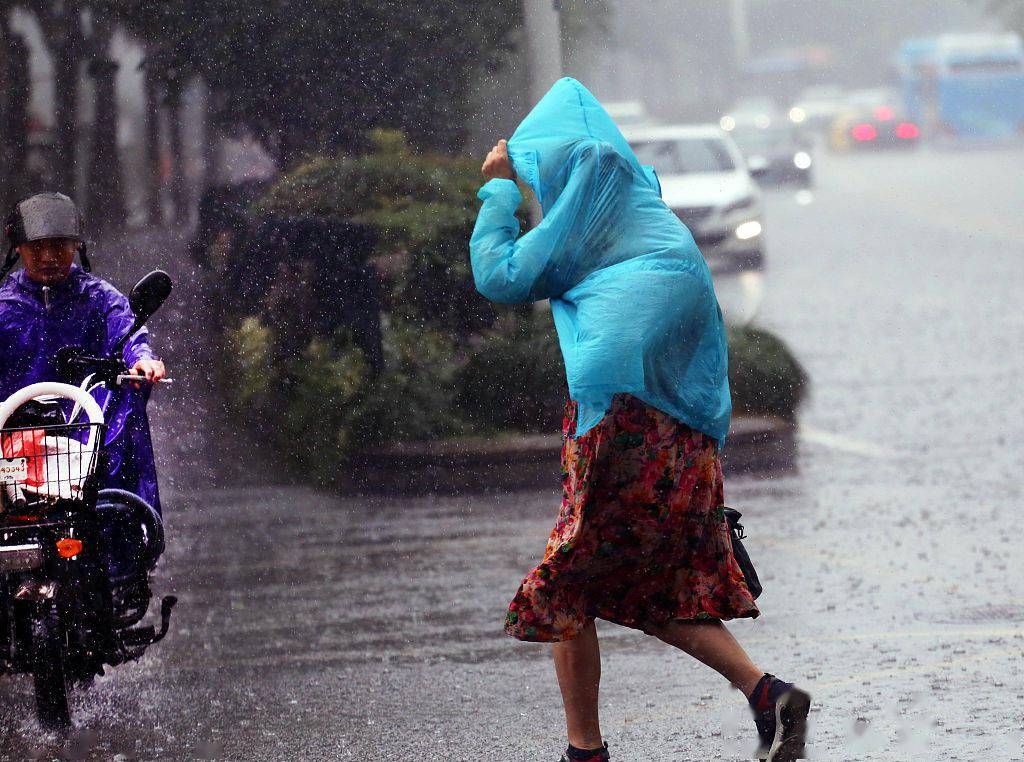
[0,265,161,513]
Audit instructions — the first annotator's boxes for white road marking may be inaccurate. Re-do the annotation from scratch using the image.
[800,427,897,458]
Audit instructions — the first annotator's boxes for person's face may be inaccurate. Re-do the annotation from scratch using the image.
[18,237,79,285]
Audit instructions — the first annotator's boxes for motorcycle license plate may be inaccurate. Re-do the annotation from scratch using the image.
[0,543,43,572]
[0,457,28,484]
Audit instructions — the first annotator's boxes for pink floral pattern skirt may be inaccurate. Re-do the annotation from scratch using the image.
[505,394,759,642]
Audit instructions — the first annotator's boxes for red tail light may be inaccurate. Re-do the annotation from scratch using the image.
[56,538,83,559]
[895,122,919,139]
[851,123,878,141]
[873,106,895,121]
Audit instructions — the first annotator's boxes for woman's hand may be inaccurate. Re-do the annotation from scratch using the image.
[481,140,515,181]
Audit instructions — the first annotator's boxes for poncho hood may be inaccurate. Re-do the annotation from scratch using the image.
[508,78,653,212]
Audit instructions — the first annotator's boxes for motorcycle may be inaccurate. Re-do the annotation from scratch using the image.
[0,270,177,729]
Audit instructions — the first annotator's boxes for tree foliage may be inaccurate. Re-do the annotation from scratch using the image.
[99,0,522,166]
[254,129,506,337]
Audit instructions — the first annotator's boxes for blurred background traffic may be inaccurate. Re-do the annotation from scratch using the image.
[497,1,1024,323]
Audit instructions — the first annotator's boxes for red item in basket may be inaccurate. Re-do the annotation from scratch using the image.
[1,429,48,488]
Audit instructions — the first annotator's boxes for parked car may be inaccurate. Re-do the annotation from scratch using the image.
[725,119,813,187]
[626,125,764,275]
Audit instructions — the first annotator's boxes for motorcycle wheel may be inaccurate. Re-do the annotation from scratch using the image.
[31,601,71,730]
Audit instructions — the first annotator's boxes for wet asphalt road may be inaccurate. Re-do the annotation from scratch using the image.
[3,145,1024,761]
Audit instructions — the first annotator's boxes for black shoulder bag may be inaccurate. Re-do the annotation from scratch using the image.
[724,507,762,599]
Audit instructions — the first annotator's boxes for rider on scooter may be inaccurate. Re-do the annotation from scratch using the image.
[0,191,166,523]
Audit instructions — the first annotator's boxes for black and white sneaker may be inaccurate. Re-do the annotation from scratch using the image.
[748,673,811,761]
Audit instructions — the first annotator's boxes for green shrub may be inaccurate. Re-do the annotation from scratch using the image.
[224,319,369,482]
[225,312,476,484]
[455,311,567,433]
[225,312,807,486]
[214,130,514,483]
[727,324,808,420]
[455,319,807,432]
[277,337,369,481]
[225,316,279,414]
[349,318,468,448]
[213,131,808,487]
[255,129,509,339]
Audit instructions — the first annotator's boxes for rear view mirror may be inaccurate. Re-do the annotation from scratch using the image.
[129,270,173,323]
[110,270,173,359]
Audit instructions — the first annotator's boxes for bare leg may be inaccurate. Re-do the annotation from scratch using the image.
[551,620,604,750]
[645,618,764,698]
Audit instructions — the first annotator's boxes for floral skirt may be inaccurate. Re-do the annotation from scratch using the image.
[505,394,759,642]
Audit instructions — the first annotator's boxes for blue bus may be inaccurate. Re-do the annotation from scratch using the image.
[898,33,1024,141]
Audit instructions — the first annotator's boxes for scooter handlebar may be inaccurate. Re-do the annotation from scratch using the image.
[115,375,173,387]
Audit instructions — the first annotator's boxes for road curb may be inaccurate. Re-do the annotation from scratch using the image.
[342,415,797,495]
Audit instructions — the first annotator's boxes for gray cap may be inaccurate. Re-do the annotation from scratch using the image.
[12,192,83,245]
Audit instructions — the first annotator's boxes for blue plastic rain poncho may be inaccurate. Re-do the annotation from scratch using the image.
[470,78,731,442]
[0,265,162,512]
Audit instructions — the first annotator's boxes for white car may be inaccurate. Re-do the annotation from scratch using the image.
[626,125,764,274]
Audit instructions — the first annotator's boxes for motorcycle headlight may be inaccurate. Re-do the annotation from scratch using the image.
[723,195,756,215]
[793,151,812,169]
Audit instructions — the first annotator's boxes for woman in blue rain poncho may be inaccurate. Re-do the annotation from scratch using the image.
[470,79,810,762]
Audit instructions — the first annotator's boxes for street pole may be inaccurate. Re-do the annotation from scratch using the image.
[729,0,750,67]
[522,0,563,110]
[727,0,751,108]
[521,0,562,225]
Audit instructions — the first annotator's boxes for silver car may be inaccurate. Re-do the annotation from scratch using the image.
[627,125,765,275]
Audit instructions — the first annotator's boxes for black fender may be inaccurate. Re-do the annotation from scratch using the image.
[95,488,165,575]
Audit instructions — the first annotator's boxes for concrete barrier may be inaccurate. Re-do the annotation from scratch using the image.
[342,415,797,495]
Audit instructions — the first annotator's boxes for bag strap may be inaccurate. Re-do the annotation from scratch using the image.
[722,506,746,539]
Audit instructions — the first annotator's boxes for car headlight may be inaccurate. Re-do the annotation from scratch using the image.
[723,195,756,215]
[735,220,762,240]
[793,151,812,169]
